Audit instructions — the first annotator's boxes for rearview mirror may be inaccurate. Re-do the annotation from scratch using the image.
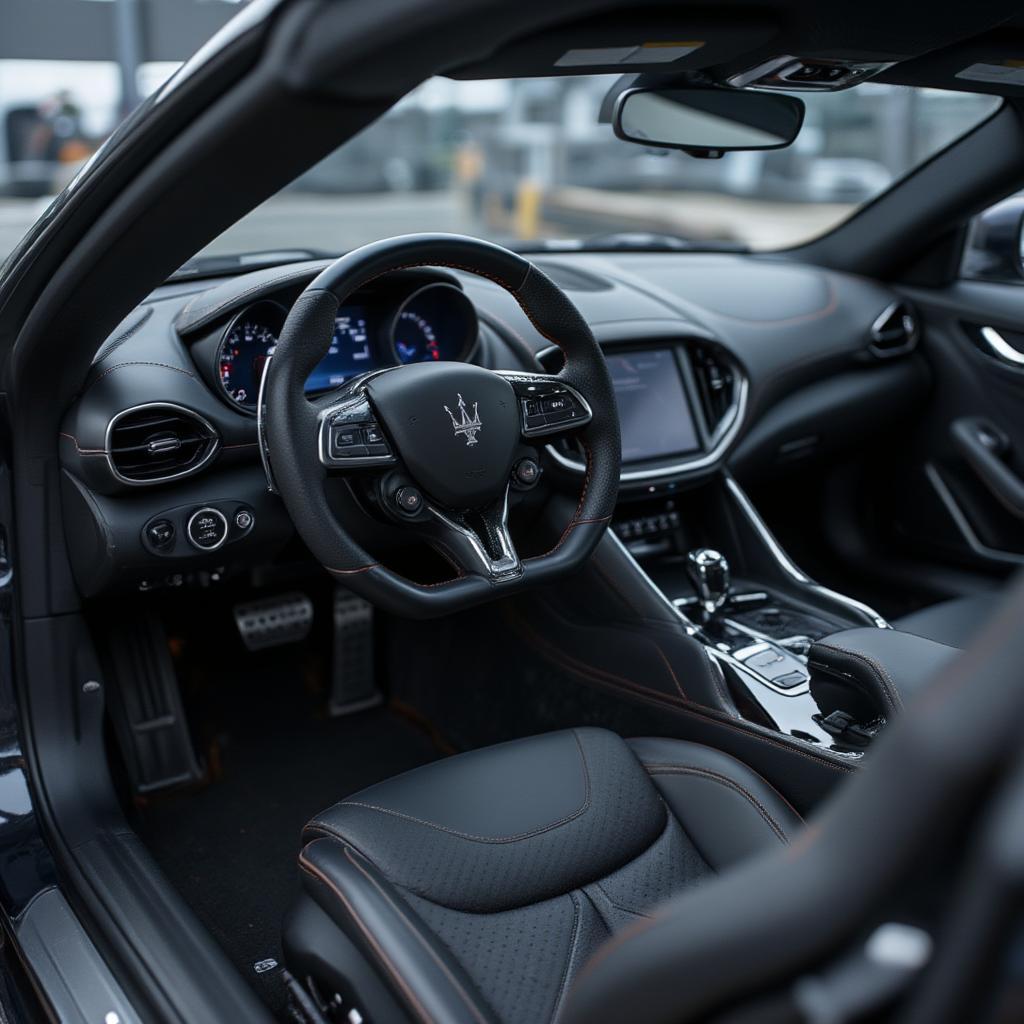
[613,87,805,158]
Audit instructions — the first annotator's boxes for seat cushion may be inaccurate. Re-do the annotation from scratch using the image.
[894,592,999,647]
[287,727,802,1024]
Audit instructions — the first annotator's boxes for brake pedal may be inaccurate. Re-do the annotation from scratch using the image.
[233,592,314,651]
[329,588,380,716]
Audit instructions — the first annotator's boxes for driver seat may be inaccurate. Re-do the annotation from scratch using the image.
[283,728,801,1023]
[284,576,1024,1024]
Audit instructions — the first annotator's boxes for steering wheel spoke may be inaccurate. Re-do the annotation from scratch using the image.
[416,483,521,581]
[316,391,398,471]
[496,371,593,440]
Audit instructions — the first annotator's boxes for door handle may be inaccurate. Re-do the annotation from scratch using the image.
[951,416,1024,519]
[979,326,1024,368]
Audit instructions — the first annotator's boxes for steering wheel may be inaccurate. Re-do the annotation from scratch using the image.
[261,234,620,617]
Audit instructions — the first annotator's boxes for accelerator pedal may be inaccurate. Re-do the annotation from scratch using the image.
[329,588,380,716]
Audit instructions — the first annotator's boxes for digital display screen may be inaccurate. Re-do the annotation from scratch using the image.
[305,306,374,392]
[606,349,701,463]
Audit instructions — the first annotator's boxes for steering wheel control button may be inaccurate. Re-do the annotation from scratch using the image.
[394,486,424,516]
[333,428,361,449]
[234,509,254,531]
[186,507,229,551]
[513,458,540,488]
[146,519,175,550]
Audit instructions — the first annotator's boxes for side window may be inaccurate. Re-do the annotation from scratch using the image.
[962,193,1024,284]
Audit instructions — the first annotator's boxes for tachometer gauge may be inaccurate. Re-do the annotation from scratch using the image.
[390,283,478,367]
[394,310,441,363]
[216,301,285,410]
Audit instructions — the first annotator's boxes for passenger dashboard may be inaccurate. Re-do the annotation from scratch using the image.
[58,250,927,596]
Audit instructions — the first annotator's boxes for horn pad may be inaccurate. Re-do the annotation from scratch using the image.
[366,363,520,509]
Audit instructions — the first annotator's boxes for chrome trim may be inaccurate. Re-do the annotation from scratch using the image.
[547,373,748,481]
[925,463,1024,566]
[425,484,520,581]
[104,402,220,487]
[256,354,277,493]
[215,298,288,414]
[723,475,890,628]
[186,507,229,553]
[316,394,397,470]
[494,370,594,438]
[979,325,1024,367]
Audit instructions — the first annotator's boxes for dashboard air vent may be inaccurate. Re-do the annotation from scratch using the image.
[869,301,918,358]
[107,404,219,484]
[689,343,736,434]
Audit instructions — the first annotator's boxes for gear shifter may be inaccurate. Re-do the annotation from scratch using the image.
[686,548,731,617]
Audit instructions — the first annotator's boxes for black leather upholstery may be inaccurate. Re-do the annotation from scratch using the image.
[809,626,961,716]
[894,592,1000,647]
[286,727,801,1024]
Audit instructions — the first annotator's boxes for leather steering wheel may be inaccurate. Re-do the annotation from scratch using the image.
[261,234,620,617]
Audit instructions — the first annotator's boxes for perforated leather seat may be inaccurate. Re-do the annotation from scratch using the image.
[283,727,801,1024]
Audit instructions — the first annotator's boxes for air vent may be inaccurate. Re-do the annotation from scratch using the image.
[689,343,737,435]
[107,404,219,484]
[869,301,918,358]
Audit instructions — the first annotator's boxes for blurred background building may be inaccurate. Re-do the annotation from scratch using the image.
[0,0,1002,261]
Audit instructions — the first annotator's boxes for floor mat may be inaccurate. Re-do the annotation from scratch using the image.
[134,659,441,1019]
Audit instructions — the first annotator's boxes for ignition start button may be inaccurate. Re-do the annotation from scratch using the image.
[186,507,229,551]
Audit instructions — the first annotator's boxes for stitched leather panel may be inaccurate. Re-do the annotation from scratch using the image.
[294,730,806,1024]
[306,728,665,912]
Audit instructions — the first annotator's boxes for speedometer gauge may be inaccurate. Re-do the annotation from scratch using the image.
[216,301,285,410]
[390,283,478,367]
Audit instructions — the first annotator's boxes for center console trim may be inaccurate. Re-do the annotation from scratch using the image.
[723,475,890,629]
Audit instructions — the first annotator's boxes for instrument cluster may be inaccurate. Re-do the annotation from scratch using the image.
[216,282,478,412]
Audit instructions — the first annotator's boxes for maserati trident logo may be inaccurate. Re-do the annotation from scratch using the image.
[444,393,483,446]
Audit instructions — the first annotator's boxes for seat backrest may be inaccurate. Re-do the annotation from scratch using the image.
[563,573,1024,1024]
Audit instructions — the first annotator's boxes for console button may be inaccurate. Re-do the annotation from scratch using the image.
[365,443,390,457]
[234,509,254,531]
[772,671,807,690]
[362,424,386,445]
[146,519,175,550]
[524,411,548,430]
[186,507,228,551]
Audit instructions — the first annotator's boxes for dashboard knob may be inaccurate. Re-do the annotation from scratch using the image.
[186,507,229,551]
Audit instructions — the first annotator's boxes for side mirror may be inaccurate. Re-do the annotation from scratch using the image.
[962,196,1024,284]
[613,87,805,159]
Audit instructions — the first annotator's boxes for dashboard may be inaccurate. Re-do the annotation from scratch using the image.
[57,251,928,596]
[216,281,477,411]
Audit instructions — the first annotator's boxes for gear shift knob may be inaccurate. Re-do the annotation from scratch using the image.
[686,548,731,616]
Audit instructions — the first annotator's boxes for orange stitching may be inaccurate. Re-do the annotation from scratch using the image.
[645,765,790,844]
[58,432,104,455]
[341,848,491,1024]
[298,852,434,1024]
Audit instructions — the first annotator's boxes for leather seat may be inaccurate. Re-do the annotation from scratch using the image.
[284,727,801,1024]
[894,592,999,647]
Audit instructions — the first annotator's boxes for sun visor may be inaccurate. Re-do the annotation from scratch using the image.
[881,30,1024,98]
[447,11,778,80]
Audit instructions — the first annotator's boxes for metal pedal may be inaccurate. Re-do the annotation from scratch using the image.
[233,592,314,651]
[330,588,380,716]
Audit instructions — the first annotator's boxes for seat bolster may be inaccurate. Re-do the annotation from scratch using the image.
[627,738,803,871]
[894,593,998,647]
[299,837,495,1024]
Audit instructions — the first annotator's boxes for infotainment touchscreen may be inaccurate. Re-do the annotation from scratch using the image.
[605,349,701,463]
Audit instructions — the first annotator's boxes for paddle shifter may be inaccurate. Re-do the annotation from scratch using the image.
[686,548,731,617]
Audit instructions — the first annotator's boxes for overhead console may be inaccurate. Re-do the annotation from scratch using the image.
[538,322,746,488]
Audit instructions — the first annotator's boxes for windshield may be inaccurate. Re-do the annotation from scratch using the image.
[200,76,1000,258]
[0,67,1001,263]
